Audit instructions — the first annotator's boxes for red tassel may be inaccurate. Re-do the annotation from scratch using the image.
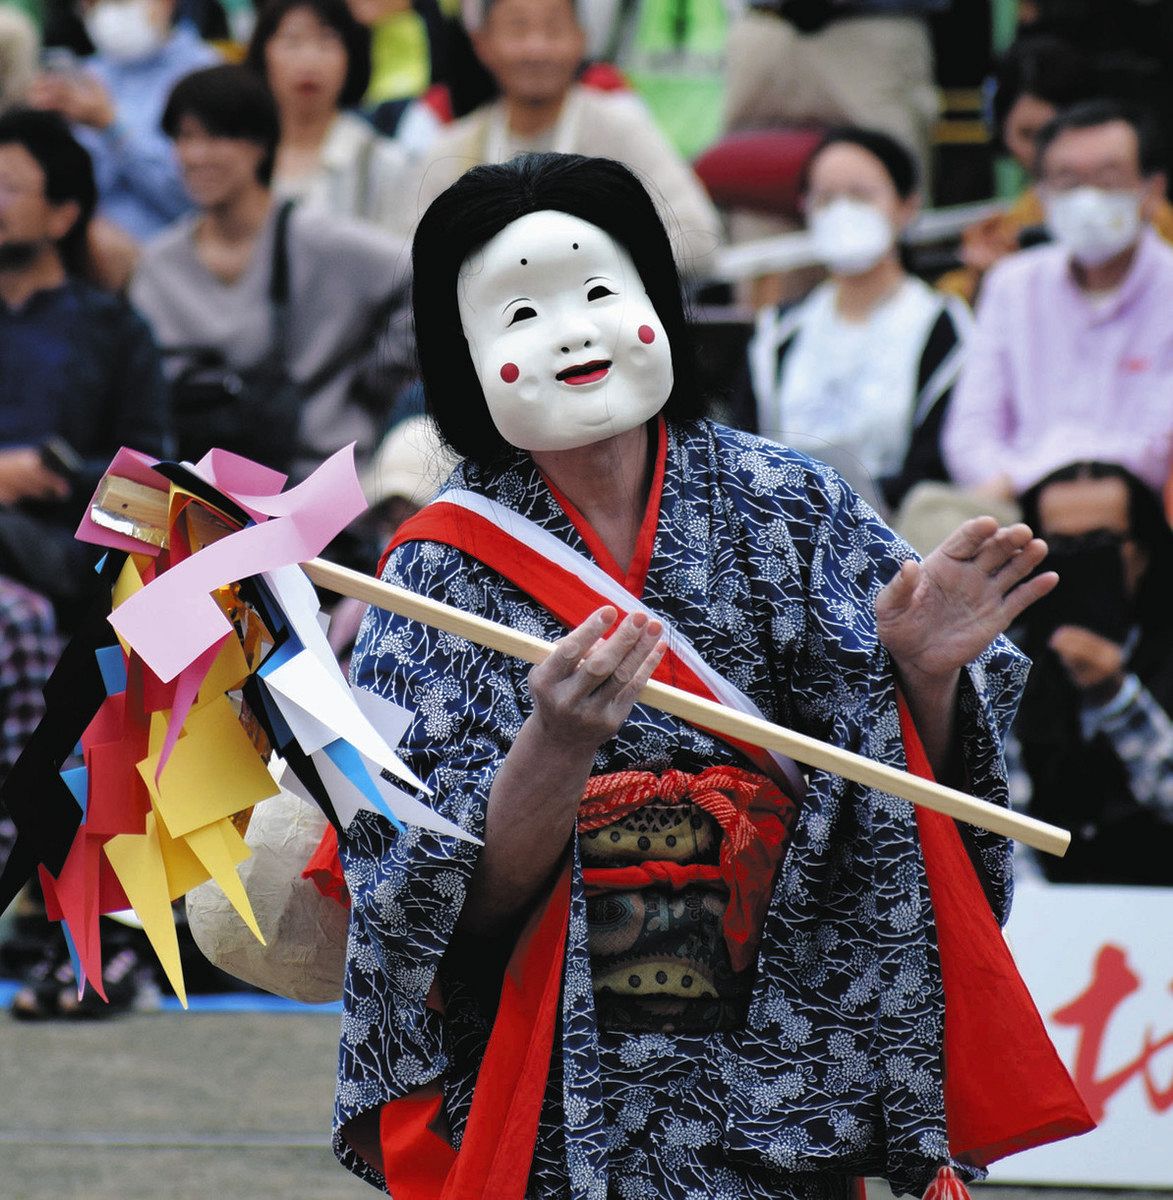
[922,1166,973,1200]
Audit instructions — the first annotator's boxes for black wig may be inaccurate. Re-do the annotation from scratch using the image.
[412,151,702,467]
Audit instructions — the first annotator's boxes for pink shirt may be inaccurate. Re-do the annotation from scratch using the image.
[943,228,1173,493]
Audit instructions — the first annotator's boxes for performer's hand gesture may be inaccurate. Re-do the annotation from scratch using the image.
[528,606,667,753]
[875,518,1056,778]
[876,517,1056,681]
[461,607,665,934]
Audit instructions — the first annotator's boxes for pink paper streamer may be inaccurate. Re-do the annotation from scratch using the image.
[191,450,288,522]
[75,448,167,556]
[109,445,367,683]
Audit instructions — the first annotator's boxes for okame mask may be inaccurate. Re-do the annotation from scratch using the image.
[457,210,674,453]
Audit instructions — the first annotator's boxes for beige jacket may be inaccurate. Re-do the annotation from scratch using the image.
[401,86,722,278]
[274,111,411,229]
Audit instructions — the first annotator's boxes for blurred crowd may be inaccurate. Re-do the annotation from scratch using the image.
[0,0,1170,1015]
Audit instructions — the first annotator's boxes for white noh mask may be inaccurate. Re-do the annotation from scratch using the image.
[457,210,674,453]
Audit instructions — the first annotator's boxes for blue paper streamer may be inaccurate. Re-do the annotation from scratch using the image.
[322,739,405,832]
[61,766,88,820]
[95,645,128,696]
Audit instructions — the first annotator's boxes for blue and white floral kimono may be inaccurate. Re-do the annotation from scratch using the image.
[335,419,1027,1199]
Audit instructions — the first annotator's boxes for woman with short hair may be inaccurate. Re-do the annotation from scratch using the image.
[132,65,414,478]
[743,127,972,512]
[245,0,409,225]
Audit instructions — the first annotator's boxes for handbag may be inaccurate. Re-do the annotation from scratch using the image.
[165,200,304,472]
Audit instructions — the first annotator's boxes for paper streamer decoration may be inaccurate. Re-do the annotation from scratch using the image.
[0,445,473,1006]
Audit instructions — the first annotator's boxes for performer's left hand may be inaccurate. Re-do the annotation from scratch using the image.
[876,517,1057,682]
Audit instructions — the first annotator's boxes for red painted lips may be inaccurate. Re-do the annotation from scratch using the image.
[555,359,612,385]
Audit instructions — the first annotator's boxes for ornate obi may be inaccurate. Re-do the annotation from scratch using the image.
[578,766,797,1033]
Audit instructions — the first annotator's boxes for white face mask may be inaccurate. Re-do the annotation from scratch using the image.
[1044,186,1143,268]
[457,210,674,454]
[808,197,896,276]
[85,0,166,64]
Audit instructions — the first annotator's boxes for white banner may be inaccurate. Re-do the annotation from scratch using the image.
[996,882,1173,1188]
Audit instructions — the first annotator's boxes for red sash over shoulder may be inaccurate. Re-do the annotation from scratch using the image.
[344,477,1093,1198]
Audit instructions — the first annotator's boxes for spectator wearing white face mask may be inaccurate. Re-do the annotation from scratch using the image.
[26,0,217,242]
[740,127,971,510]
[943,100,1173,500]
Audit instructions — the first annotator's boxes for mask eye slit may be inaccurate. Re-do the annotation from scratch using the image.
[586,284,616,302]
[507,305,537,326]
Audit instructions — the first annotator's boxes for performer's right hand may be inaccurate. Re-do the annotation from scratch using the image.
[528,606,666,754]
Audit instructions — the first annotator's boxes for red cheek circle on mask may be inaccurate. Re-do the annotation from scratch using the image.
[637,325,656,345]
[499,362,520,383]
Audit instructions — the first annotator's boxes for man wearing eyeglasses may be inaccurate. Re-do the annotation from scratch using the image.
[1007,460,1173,885]
[942,99,1173,502]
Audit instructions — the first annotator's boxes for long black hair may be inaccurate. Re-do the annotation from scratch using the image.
[412,152,702,468]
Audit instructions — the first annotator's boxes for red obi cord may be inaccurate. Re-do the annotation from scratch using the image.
[320,711,1093,1198]
[375,765,794,1200]
[578,765,796,973]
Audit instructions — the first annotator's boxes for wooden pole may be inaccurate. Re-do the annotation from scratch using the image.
[88,476,1071,856]
[303,558,1070,857]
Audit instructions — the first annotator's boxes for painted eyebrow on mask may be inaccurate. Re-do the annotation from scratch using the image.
[502,297,534,314]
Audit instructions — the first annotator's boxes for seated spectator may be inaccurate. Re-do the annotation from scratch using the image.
[246,0,412,226]
[349,0,428,105]
[742,128,971,509]
[27,0,217,242]
[131,65,414,482]
[346,0,448,149]
[611,0,730,162]
[723,0,944,192]
[401,0,721,278]
[1010,461,1173,885]
[0,108,169,623]
[0,108,170,1017]
[942,100,1173,499]
[938,34,1095,303]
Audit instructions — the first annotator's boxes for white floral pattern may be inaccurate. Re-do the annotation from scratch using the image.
[332,421,1027,1198]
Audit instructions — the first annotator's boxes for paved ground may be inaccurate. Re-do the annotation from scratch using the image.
[0,1007,1164,1200]
[0,1011,369,1200]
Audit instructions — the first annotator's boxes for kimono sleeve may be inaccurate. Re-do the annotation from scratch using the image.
[730,444,1030,924]
[801,461,1029,923]
[334,537,527,1149]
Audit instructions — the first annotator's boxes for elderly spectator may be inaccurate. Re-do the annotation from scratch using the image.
[131,66,414,481]
[942,100,1173,499]
[724,0,945,189]
[400,0,721,278]
[0,108,168,621]
[26,0,217,243]
[245,0,412,226]
[1009,461,1173,885]
[743,128,970,509]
